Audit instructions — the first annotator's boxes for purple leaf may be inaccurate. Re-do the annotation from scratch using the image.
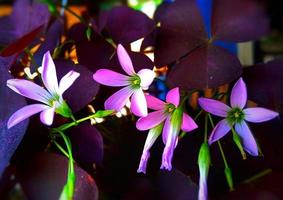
[167,45,242,89]
[211,0,270,42]
[0,0,50,46]
[106,6,155,45]
[68,23,115,72]
[0,25,44,57]
[54,59,100,112]
[156,169,198,200]
[0,61,28,177]
[243,59,283,113]
[32,19,64,70]
[18,153,98,200]
[69,122,103,166]
[154,0,207,67]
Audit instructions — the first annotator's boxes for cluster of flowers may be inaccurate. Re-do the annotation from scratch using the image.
[7,44,279,199]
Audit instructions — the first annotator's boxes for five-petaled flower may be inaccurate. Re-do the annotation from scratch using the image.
[136,87,198,173]
[93,44,155,117]
[198,78,279,156]
[7,51,80,128]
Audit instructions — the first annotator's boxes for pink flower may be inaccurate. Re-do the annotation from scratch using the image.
[7,51,80,128]
[93,44,155,117]
[198,78,279,156]
[136,88,198,173]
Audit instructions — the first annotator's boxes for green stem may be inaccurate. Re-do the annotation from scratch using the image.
[53,140,70,158]
[194,110,203,121]
[242,168,272,184]
[208,113,234,191]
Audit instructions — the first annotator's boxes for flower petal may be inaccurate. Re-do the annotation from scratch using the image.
[104,86,134,112]
[7,79,51,104]
[244,108,279,123]
[117,44,135,75]
[40,106,55,126]
[235,121,258,156]
[166,87,180,107]
[137,124,163,174]
[137,69,155,89]
[130,89,148,117]
[181,113,198,132]
[136,110,167,131]
[145,94,165,110]
[208,119,231,144]
[93,69,130,87]
[58,70,80,95]
[230,77,247,109]
[198,98,230,117]
[41,51,59,94]
[7,104,49,129]
[161,116,179,170]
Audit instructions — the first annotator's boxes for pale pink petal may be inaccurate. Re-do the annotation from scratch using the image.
[7,79,51,104]
[136,110,167,131]
[41,51,59,94]
[208,119,231,144]
[137,69,155,90]
[104,86,134,112]
[58,70,80,95]
[137,126,162,174]
[145,94,165,110]
[230,78,247,109]
[7,104,49,129]
[235,121,258,156]
[166,87,180,107]
[131,89,148,117]
[40,106,55,126]
[244,108,279,123]
[161,117,179,170]
[93,69,130,87]
[181,113,198,132]
[198,98,230,117]
[117,44,135,75]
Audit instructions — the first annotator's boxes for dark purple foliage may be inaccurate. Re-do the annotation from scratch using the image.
[0,61,28,177]
[212,0,270,42]
[54,59,100,112]
[243,59,283,113]
[167,45,242,89]
[18,153,98,200]
[105,6,155,45]
[0,0,50,46]
[69,122,104,166]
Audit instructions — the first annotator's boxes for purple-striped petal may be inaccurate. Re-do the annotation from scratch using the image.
[93,69,130,87]
[104,86,134,112]
[7,79,51,104]
[198,98,230,117]
[58,70,80,95]
[244,108,279,123]
[137,124,162,174]
[7,104,49,129]
[161,117,179,171]
[166,87,180,107]
[208,119,231,144]
[136,110,167,131]
[137,69,155,89]
[117,44,135,75]
[230,77,247,109]
[41,51,59,94]
[130,89,148,117]
[235,121,258,156]
[181,113,198,132]
[145,94,165,110]
[40,106,55,126]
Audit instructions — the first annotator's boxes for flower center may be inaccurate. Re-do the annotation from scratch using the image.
[48,94,60,107]
[227,107,245,125]
[129,75,141,89]
[165,103,176,114]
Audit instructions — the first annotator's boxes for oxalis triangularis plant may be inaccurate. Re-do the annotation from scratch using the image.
[0,0,281,200]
